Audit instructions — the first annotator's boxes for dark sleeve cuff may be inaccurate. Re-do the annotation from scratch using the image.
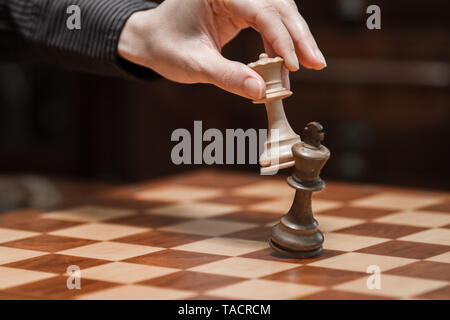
[8,0,159,80]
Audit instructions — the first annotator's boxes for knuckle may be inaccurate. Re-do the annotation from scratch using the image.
[285,0,298,10]
[252,3,278,25]
[271,0,298,15]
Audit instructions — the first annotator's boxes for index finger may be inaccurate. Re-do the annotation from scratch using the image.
[225,0,299,71]
[273,0,326,69]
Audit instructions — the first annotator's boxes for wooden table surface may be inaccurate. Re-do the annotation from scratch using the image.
[0,169,449,300]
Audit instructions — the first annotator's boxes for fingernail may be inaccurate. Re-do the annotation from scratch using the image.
[315,48,327,68]
[288,51,299,71]
[244,77,263,99]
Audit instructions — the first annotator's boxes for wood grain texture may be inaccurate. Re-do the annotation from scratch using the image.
[0,170,448,299]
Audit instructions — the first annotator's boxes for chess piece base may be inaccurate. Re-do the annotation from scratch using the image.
[269,239,323,258]
[270,222,324,258]
[260,160,294,175]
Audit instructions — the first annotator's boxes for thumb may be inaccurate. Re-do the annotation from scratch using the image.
[201,53,266,100]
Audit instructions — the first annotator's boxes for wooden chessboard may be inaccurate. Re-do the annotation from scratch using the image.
[0,170,449,300]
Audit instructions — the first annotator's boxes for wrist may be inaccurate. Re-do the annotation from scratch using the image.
[118,9,156,69]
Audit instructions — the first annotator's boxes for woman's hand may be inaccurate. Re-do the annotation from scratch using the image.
[118,0,326,99]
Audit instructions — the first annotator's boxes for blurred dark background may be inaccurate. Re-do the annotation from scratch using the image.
[0,0,449,205]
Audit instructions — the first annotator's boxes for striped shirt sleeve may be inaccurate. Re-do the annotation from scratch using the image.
[1,0,159,80]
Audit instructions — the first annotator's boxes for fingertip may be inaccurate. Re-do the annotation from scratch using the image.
[285,52,300,71]
[311,61,327,70]
[296,50,326,70]
[314,64,327,71]
[314,48,327,69]
[293,37,327,70]
[286,64,299,72]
